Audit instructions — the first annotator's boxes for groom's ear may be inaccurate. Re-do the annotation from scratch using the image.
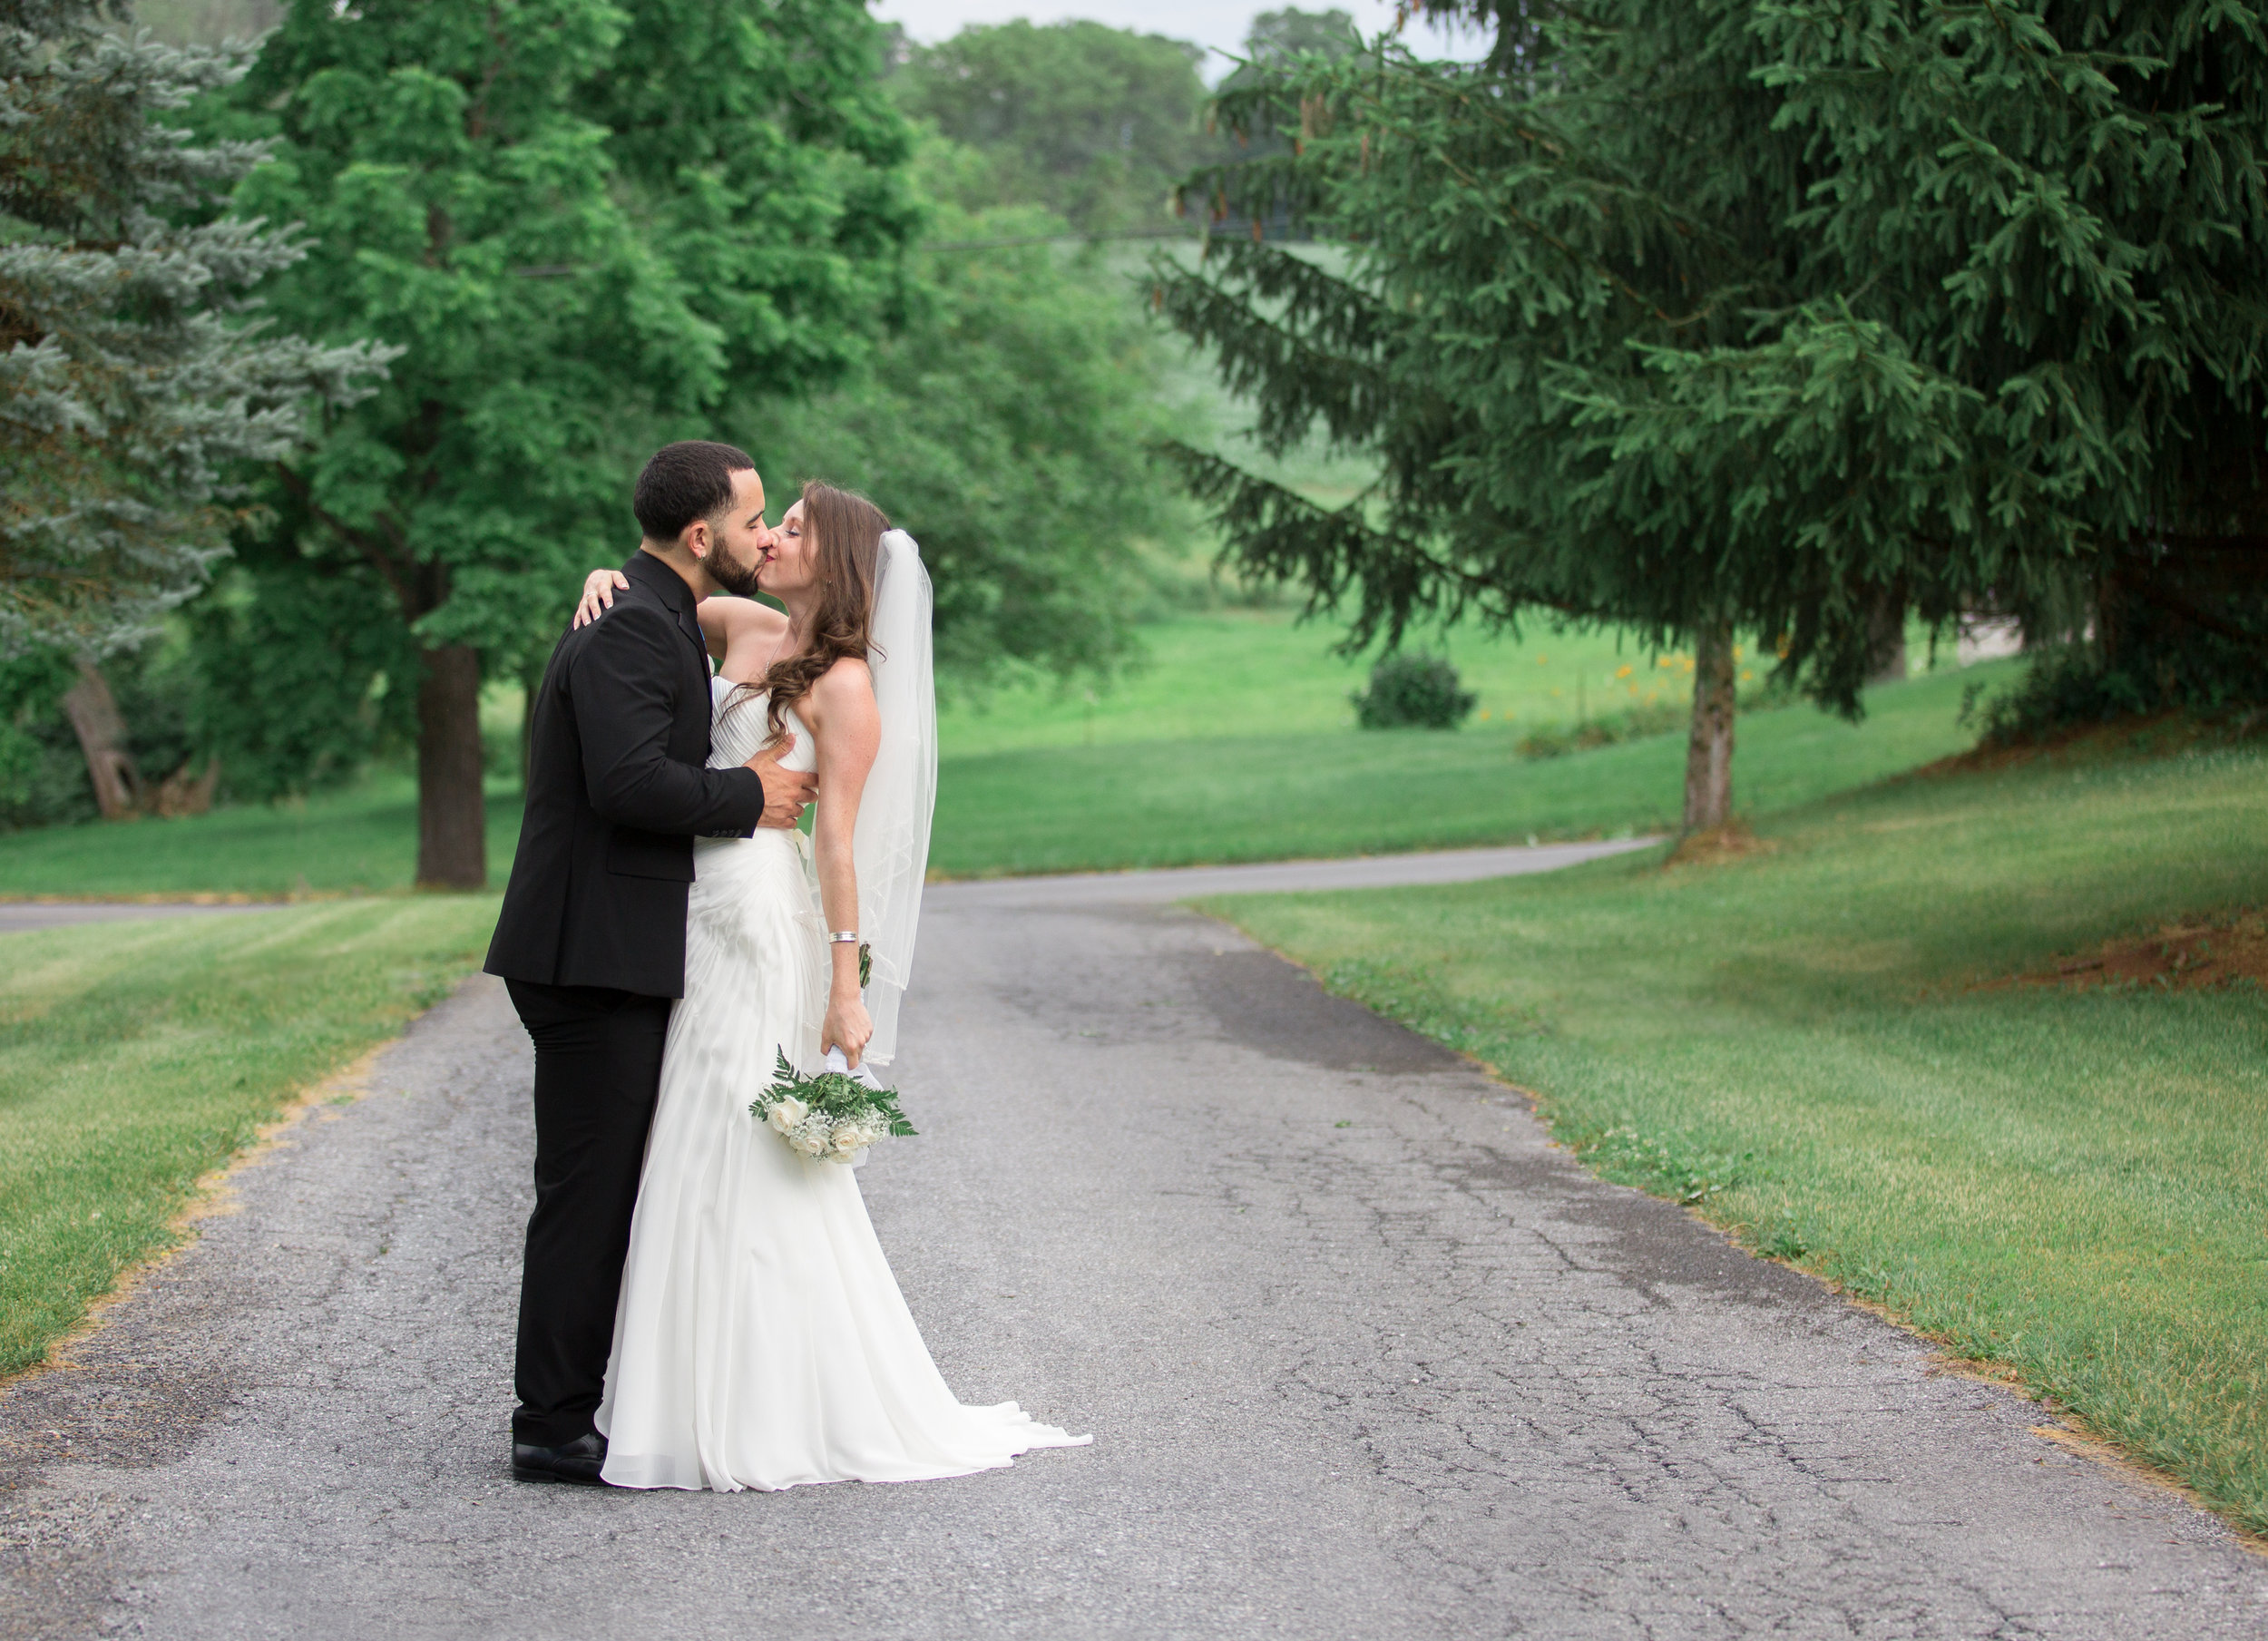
[680,515,709,561]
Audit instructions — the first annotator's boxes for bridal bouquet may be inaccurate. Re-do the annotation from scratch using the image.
[751,1049,916,1164]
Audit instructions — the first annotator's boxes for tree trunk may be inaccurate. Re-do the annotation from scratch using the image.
[152,757,220,817]
[2095,571,2126,671]
[1865,591,1909,684]
[415,643,487,889]
[60,659,143,820]
[1682,620,1735,833]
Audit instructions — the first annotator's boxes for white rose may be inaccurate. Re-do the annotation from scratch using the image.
[831,1124,870,1154]
[792,1130,827,1157]
[767,1098,807,1134]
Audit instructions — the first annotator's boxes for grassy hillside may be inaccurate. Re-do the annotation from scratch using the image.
[936,611,1715,754]
[929,653,2008,876]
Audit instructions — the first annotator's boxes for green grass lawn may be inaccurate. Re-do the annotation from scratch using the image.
[1204,742,2268,1535]
[0,609,2000,894]
[0,896,500,1377]
[0,774,527,899]
[930,659,2007,875]
[934,610,1722,754]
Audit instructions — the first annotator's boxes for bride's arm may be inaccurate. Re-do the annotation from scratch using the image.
[698,596,786,669]
[571,569,779,666]
[806,657,882,1067]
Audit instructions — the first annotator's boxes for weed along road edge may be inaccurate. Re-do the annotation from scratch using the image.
[1,853,2261,1638]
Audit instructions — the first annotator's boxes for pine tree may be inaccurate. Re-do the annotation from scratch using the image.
[222,0,917,887]
[0,0,386,660]
[1158,1,2268,828]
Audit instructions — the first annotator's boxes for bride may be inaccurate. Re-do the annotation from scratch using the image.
[569,481,1088,1492]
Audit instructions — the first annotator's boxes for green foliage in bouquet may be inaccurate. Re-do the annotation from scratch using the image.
[751,1050,915,1167]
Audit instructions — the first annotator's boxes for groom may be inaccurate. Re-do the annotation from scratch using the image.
[484,440,815,1485]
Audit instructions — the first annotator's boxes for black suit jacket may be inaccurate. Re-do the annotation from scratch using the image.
[485,551,767,997]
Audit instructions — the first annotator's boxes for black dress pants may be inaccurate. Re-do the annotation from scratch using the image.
[506,979,674,1447]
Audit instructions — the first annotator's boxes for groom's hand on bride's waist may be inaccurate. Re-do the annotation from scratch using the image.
[748,732,816,829]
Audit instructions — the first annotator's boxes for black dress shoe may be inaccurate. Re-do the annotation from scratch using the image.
[512,1431,611,1486]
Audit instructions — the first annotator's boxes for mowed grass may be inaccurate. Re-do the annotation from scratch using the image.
[931,659,2007,876]
[0,772,527,900]
[0,897,500,1377]
[1206,745,2268,1533]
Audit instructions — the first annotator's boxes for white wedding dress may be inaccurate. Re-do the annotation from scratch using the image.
[594,675,1089,1492]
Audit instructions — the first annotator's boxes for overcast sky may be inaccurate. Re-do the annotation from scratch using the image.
[870,0,1491,74]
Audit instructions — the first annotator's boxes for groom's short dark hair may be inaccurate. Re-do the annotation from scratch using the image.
[634,440,756,542]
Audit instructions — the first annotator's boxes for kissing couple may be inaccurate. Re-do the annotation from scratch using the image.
[483,440,1088,1490]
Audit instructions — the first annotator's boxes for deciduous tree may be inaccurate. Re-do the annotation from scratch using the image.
[221,0,916,886]
[749,200,1175,692]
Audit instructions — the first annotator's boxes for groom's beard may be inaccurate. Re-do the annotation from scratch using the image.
[709,541,763,598]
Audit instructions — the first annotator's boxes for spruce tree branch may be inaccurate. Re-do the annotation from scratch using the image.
[1160,442,1580,646]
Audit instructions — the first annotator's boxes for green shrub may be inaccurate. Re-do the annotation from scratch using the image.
[1966,558,2268,746]
[1975,632,2268,747]
[1351,651,1476,729]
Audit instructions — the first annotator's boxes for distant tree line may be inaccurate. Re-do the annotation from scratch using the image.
[885,8,1363,239]
[887,18,1213,236]
[1159,0,2268,829]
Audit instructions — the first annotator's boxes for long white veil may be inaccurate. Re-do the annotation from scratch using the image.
[852,529,936,1067]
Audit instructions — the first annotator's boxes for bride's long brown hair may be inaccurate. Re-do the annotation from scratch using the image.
[752,480,890,738]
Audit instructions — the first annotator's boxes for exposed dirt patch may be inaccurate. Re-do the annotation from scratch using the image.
[1987,908,2268,994]
[1664,823,1779,869]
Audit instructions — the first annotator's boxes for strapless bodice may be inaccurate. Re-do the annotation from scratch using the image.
[709,674,813,772]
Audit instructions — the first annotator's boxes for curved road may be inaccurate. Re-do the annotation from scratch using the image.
[1,844,2260,1638]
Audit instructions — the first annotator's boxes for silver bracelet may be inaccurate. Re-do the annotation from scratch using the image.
[828,931,860,944]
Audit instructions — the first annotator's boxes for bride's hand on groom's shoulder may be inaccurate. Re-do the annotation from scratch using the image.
[748,734,816,829]
[573,569,629,628]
